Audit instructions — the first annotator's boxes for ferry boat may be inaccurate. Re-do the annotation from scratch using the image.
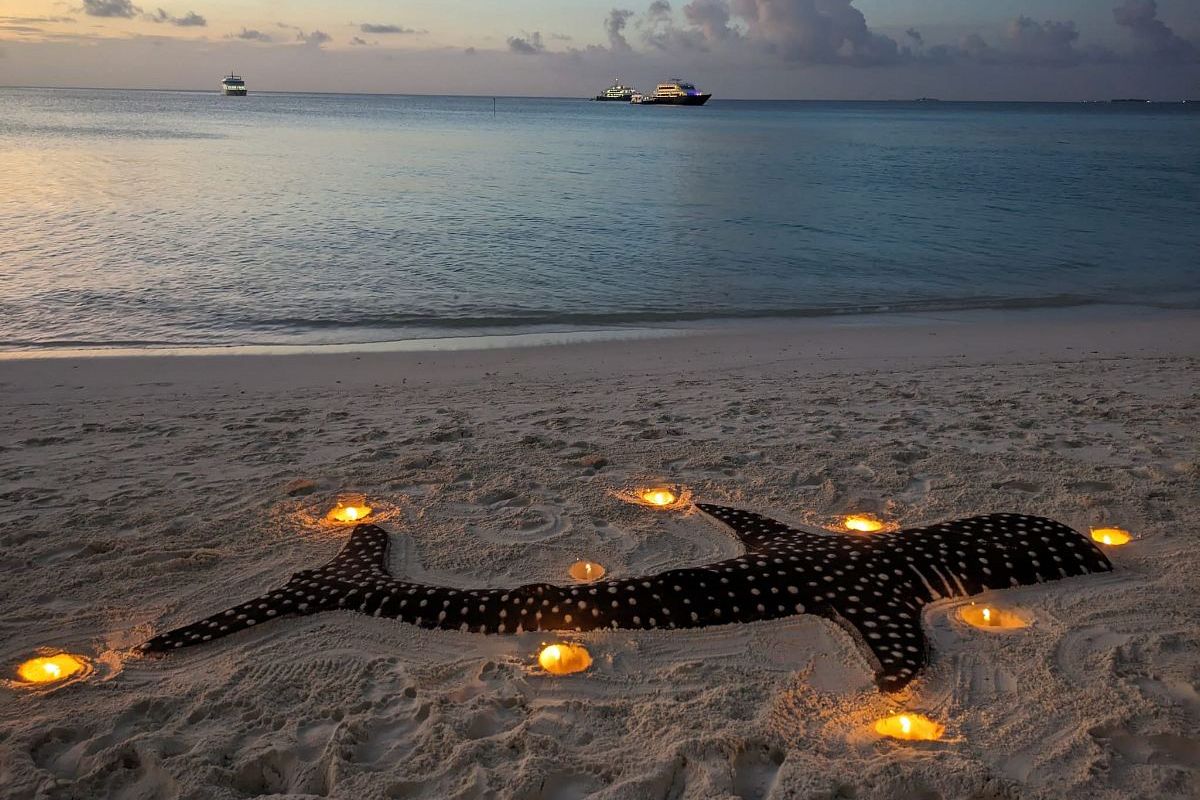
[220,73,247,96]
[635,79,711,106]
[594,80,637,101]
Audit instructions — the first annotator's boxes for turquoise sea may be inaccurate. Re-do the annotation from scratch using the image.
[1,88,1197,350]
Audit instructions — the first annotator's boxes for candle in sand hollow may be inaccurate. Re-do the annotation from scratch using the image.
[16,653,88,685]
[873,713,944,741]
[842,514,885,533]
[641,488,677,507]
[1091,527,1131,546]
[568,560,606,582]
[326,496,373,524]
[959,603,1028,630]
[537,643,592,675]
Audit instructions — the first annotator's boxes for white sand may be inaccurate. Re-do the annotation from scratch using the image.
[1,309,1198,800]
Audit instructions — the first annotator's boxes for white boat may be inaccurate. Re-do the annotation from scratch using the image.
[634,79,711,106]
[594,80,637,101]
[221,73,247,96]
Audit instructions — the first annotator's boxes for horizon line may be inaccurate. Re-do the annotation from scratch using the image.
[2,84,1197,104]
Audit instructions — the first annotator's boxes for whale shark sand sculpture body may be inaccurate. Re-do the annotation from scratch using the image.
[141,504,1113,691]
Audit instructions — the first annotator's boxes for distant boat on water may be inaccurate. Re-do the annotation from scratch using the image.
[594,80,637,101]
[631,79,711,106]
[221,73,247,96]
[1110,98,1149,103]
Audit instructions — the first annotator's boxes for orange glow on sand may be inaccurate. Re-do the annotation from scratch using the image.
[1091,527,1132,546]
[326,497,373,524]
[641,488,677,506]
[537,644,592,675]
[615,485,692,511]
[16,654,88,685]
[959,604,1029,630]
[874,713,944,741]
[842,514,886,533]
[568,560,606,582]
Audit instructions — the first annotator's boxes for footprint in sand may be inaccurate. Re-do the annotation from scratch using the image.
[1090,724,1200,771]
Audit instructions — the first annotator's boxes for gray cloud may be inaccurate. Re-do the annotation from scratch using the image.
[0,15,76,24]
[1004,16,1084,65]
[605,9,635,51]
[230,28,271,41]
[350,35,369,46]
[359,23,420,35]
[1114,0,1197,62]
[507,31,545,55]
[82,0,139,18]
[683,0,736,43]
[628,0,1195,68]
[147,8,205,26]
[298,29,332,47]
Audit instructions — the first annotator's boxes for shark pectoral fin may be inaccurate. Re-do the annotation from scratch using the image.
[835,591,930,693]
[696,503,824,551]
[317,523,392,578]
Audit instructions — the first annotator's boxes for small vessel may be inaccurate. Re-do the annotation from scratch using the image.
[594,79,637,101]
[635,78,711,106]
[221,73,247,96]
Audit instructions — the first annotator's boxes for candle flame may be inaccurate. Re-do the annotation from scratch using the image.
[641,489,677,507]
[959,604,1028,630]
[568,560,606,582]
[842,514,885,533]
[1091,527,1131,546]
[326,501,373,524]
[537,643,592,675]
[874,713,943,741]
[17,654,87,685]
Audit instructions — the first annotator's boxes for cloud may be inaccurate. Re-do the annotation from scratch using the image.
[229,28,271,41]
[81,0,139,18]
[0,15,76,24]
[350,35,369,46]
[1004,16,1084,65]
[905,28,922,47]
[728,0,903,64]
[298,29,331,47]
[1113,0,1197,62]
[359,23,420,35]
[683,0,737,43]
[605,8,635,51]
[507,31,545,54]
[147,8,205,27]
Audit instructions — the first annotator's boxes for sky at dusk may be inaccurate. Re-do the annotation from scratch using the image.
[1,0,1198,99]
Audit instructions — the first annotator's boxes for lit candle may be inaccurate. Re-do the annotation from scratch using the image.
[959,603,1028,630]
[873,713,944,741]
[842,514,885,533]
[16,653,87,685]
[326,495,373,524]
[568,560,606,582]
[1090,527,1131,546]
[641,488,677,507]
[537,643,592,675]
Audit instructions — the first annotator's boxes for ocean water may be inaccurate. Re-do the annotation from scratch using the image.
[1,88,1197,351]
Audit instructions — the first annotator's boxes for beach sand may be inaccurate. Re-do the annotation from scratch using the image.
[1,309,1197,800]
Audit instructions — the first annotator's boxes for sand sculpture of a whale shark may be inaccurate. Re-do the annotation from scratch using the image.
[141,504,1113,691]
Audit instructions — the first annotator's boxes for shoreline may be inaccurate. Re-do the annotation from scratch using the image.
[0,302,1192,363]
